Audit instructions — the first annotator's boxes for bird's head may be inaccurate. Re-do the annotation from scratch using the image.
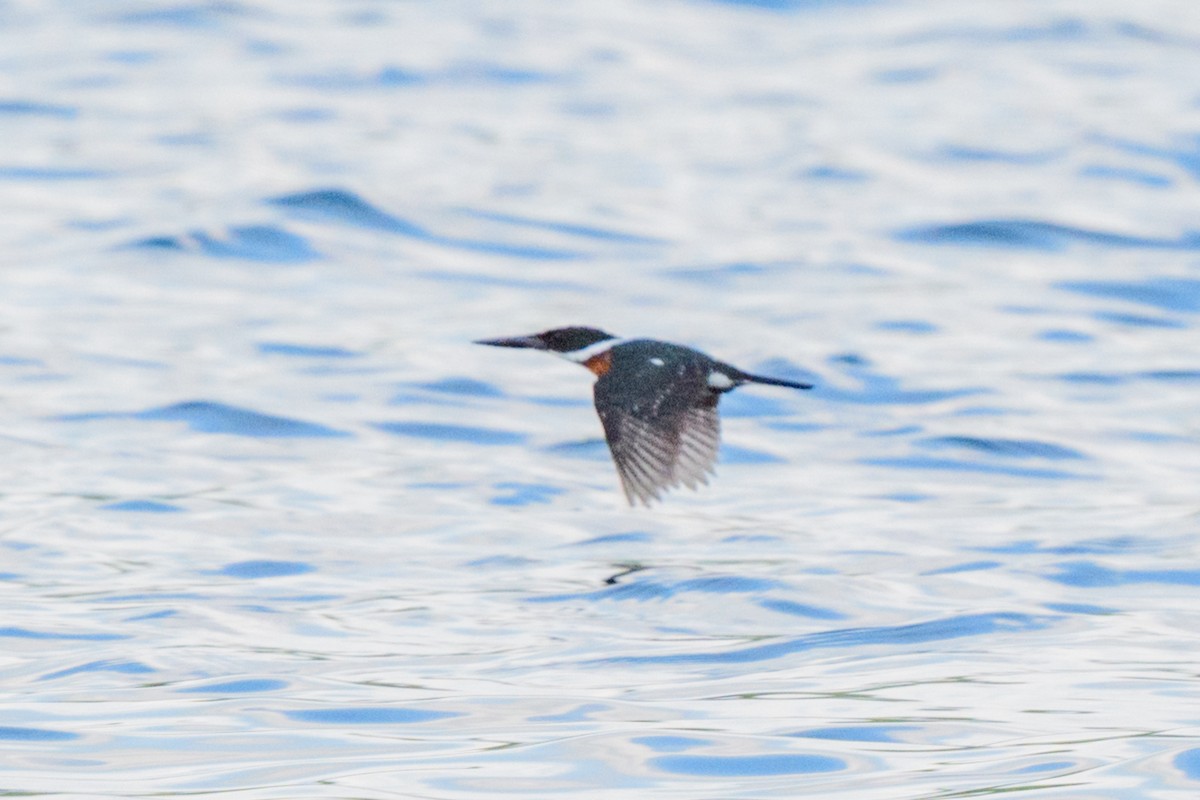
[475,327,617,362]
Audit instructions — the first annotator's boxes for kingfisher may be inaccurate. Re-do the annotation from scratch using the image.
[474,327,813,506]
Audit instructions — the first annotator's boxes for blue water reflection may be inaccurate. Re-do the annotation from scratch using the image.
[1,631,124,650]
[133,225,321,262]
[1047,562,1200,588]
[101,500,183,513]
[270,188,584,260]
[795,726,918,743]
[605,613,1052,665]
[258,342,361,359]
[41,660,155,680]
[0,726,79,742]
[144,401,349,437]
[1057,276,1200,312]
[898,219,1200,250]
[178,679,288,693]
[0,100,78,117]
[286,708,462,724]
[651,752,845,776]
[1175,749,1200,780]
[374,420,526,445]
[215,561,316,579]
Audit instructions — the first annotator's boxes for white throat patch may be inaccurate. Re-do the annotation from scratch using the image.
[560,337,628,364]
[707,371,736,389]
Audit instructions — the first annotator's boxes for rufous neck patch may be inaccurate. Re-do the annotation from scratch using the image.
[583,350,613,377]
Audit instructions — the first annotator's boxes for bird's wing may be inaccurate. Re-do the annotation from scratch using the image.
[594,363,721,506]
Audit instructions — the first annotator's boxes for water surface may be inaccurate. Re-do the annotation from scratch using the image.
[2,0,1199,797]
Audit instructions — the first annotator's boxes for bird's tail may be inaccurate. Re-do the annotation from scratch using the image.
[738,371,814,390]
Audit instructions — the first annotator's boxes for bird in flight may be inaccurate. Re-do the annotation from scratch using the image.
[475,327,812,505]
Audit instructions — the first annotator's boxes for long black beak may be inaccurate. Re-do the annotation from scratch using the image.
[473,334,548,350]
[735,370,814,390]
[741,373,814,390]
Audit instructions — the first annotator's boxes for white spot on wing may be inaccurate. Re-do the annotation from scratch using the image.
[649,357,665,366]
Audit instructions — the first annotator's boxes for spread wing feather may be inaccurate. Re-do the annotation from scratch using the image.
[594,355,723,506]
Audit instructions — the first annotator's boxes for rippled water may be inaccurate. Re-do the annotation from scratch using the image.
[3,0,1200,797]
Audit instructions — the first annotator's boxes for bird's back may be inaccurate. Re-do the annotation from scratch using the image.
[600,340,722,412]
[593,340,725,505]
